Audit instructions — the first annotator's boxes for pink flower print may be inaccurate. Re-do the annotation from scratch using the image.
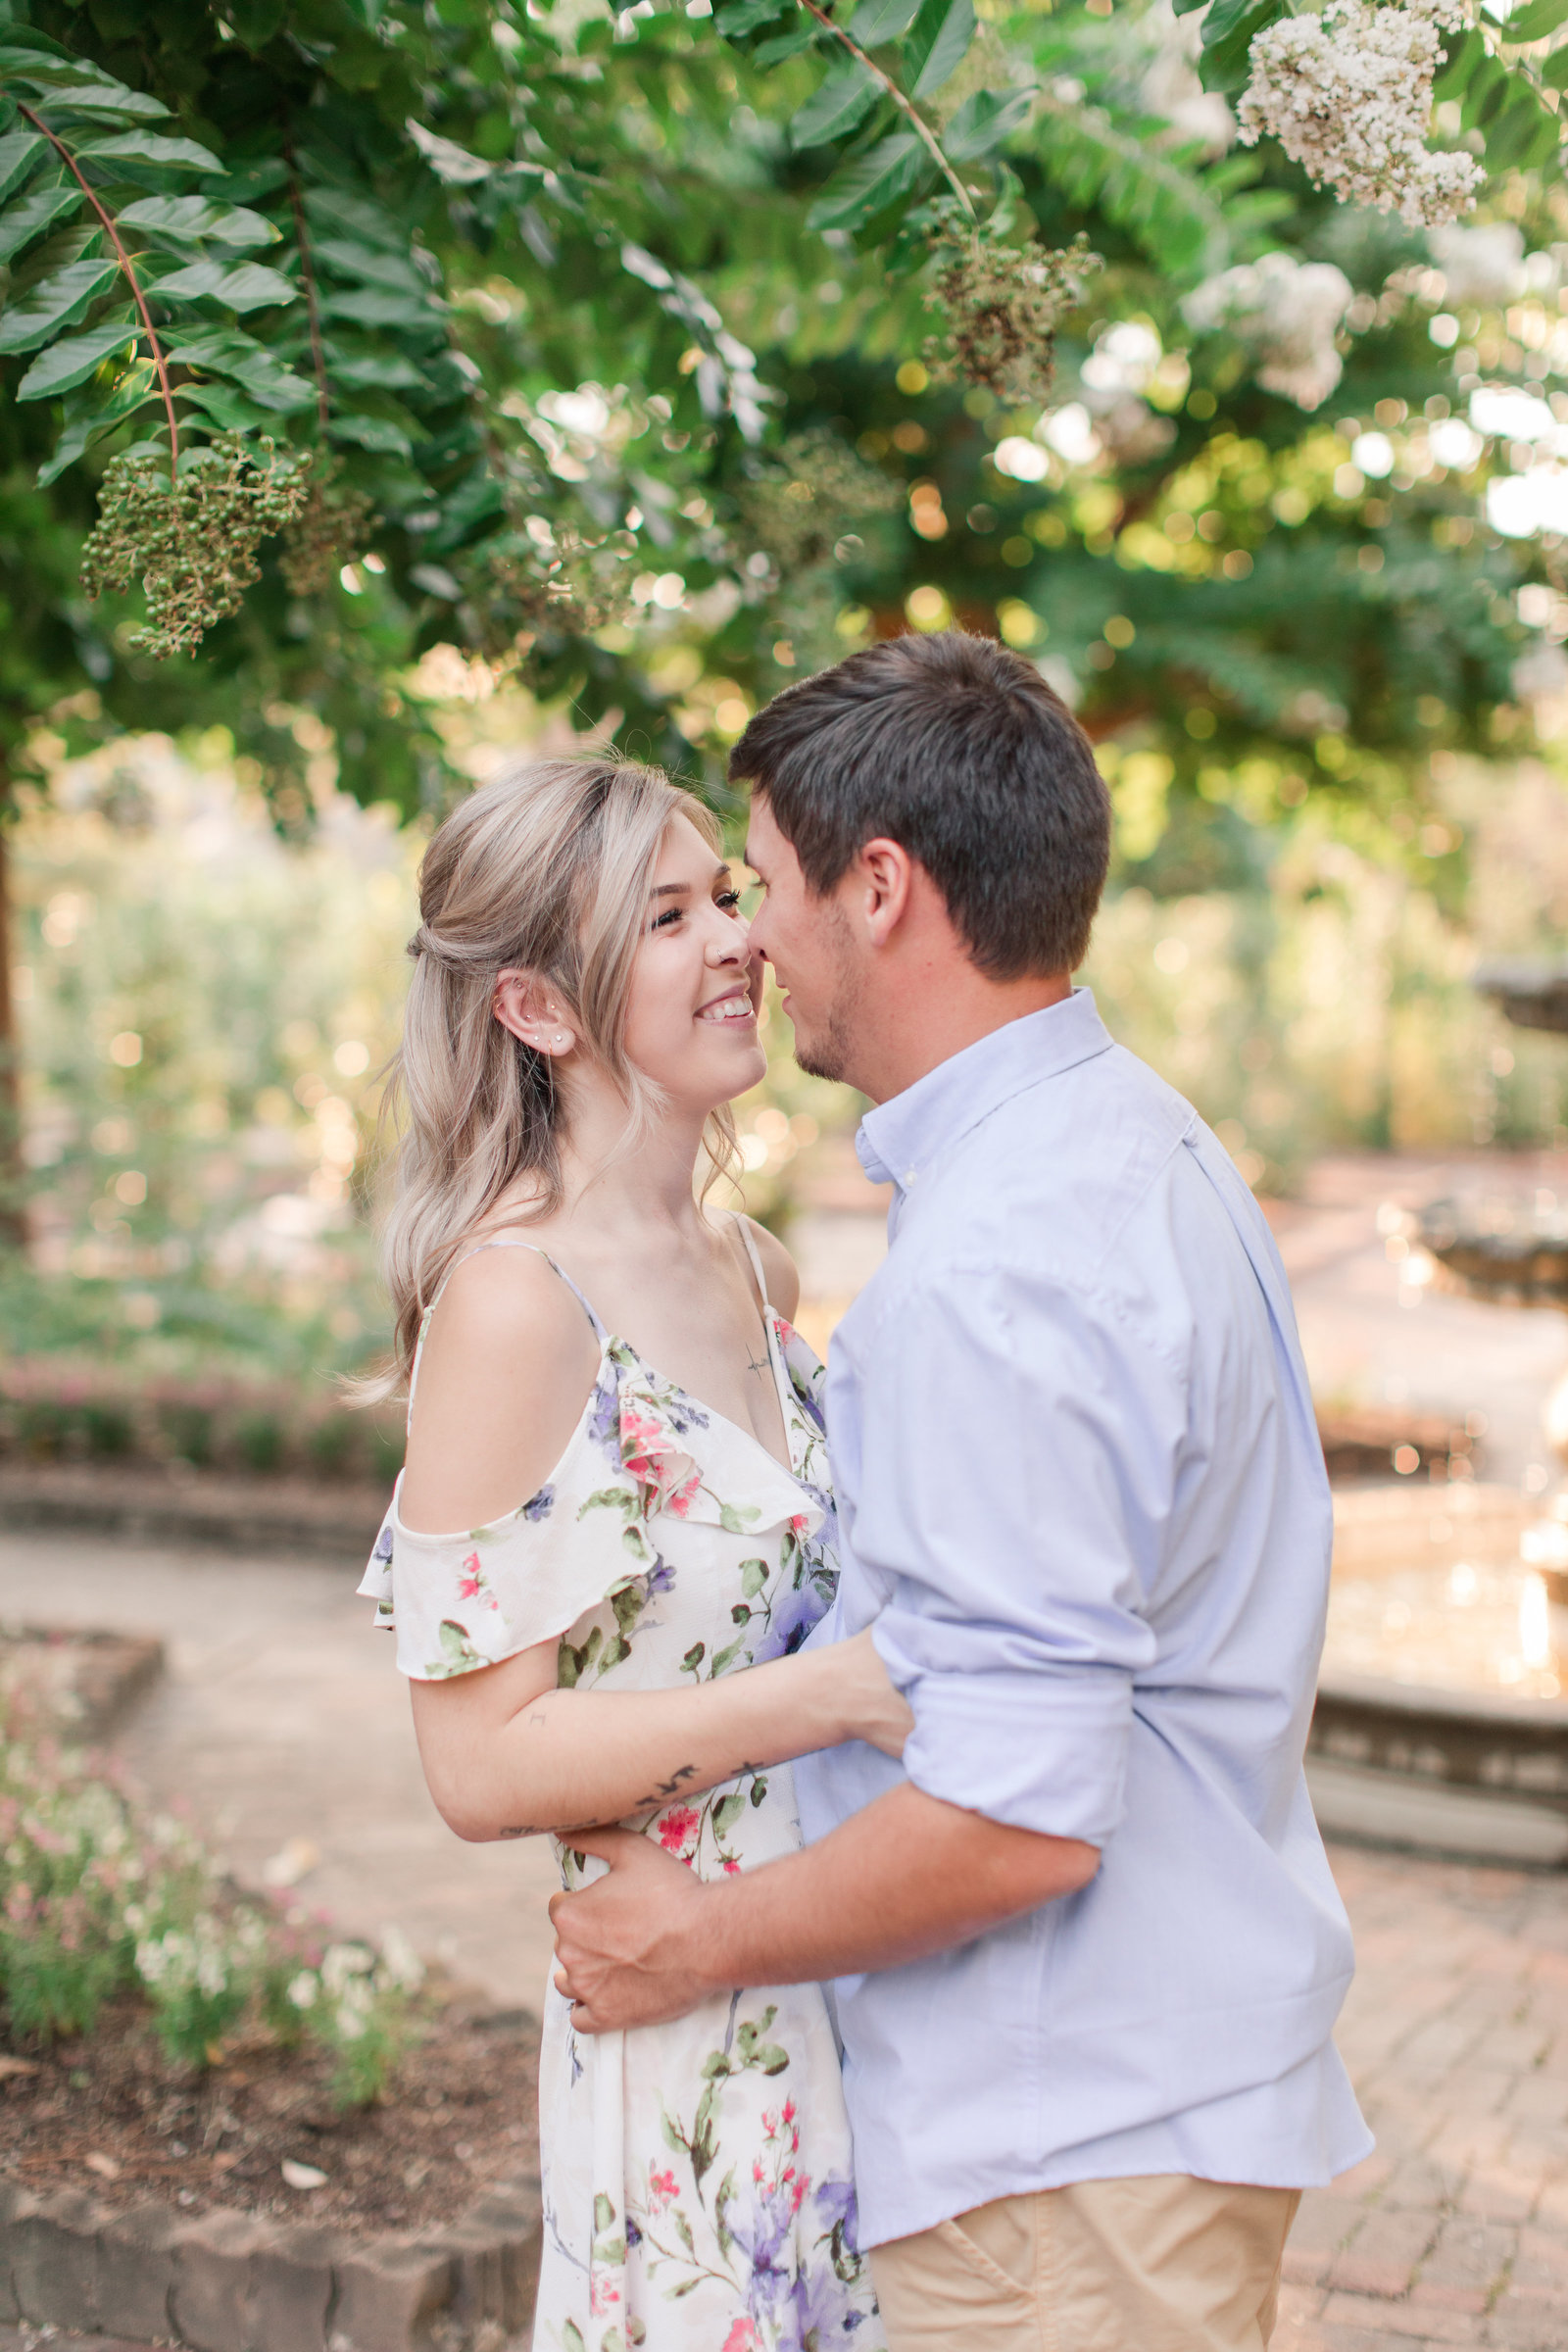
[589,2270,620,2315]
[658,1805,701,1860]
[457,1552,483,1601]
[721,1857,741,1875]
[648,2165,678,2211]
[666,1468,702,1519]
[722,2325,758,2352]
[773,1314,799,1348]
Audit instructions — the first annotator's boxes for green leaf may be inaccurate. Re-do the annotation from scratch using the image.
[790,62,879,150]
[0,178,80,263]
[753,2041,791,2075]
[1499,0,1568,38]
[78,129,224,173]
[37,355,157,485]
[754,26,819,64]
[209,261,296,312]
[16,318,137,400]
[716,1501,761,1533]
[405,118,491,184]
[303,187,407,252]
[0,256,119,352]
[715,0,791,34]
[740,1557,769,1597]
[117,195,279,248]
[176,379,273,432]
[1200,0,1276,47]
[319,348,427,390]
[942,85,1033,160]
[1542,40,1568,82]
[681,1642,706,1672]
[849,0,923,43]
[906,0,976,99]
[24,85,172,124]
[318,286,441,331]
[312,237,427,296]
[0,126,44,205]
[169,332,316,413]
[712,1792,747,1836]
[806,131,931,232]
[750,1775,768,1805]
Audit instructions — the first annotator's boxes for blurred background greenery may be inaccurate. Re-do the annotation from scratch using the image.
[9,0,1568,1464]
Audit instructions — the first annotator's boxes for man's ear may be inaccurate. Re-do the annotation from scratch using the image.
[493,969,576,1057]
[854,837,916,949]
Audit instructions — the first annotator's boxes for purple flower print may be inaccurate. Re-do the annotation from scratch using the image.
[646,1553,677,1595]
[371,1517,393,1565]
[752,1567,834,1664]
[587,1362,621,1465]
[522,1484,556,1522]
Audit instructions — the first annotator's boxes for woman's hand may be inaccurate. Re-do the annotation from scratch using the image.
[835,1627,914,1759]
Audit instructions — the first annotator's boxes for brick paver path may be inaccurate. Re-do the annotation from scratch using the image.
[1279,1846,1568,2351]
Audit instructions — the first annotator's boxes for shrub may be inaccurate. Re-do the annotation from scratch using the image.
[0,1687,420,2104]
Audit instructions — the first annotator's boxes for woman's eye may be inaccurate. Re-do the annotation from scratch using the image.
[715,890,742,912]
[651,906,683,932]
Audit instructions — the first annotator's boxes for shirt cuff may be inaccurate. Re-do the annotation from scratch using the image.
[879,1636,1132,1845]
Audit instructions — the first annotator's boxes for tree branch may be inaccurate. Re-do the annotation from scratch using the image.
[284,148,331,432]
[793,0,977,221]
[18,102,180,486]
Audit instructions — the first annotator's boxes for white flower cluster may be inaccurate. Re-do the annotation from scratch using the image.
[1237,0,1484,229]
[135,1909,264,2001]
[1184,253,1355,411]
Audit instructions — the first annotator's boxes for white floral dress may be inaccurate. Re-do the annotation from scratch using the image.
[359,1227,884,2352]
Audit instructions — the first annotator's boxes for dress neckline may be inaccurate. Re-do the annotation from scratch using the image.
[615,1303,804,1484]
[392,1304,808,1543]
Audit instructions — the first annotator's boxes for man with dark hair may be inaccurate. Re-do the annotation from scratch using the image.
[553,630,1370,2348]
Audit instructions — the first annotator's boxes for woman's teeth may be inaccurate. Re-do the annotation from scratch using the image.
[698,997,754,1023]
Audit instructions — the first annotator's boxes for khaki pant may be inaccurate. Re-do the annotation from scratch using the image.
[869,2175,1301,2352]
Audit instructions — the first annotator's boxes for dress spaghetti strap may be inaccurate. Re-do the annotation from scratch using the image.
[407,1234,606,1426]
[730,1211,770,1311]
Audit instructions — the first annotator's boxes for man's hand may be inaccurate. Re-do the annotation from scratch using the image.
[549,1828,716,2033]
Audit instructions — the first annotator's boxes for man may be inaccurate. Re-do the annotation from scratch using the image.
[552,628,1371,2348]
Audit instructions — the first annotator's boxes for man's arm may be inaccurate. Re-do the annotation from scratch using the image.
[550,1782,1099,2032]
[552,1261,1176,2030]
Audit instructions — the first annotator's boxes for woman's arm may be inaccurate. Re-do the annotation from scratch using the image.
[399,1241,909,1842]
[410,1626,907,1842]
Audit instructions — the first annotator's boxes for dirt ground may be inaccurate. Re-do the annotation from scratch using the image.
[0,1982,540,2235]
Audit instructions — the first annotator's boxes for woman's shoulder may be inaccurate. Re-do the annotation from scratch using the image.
[736,1214,800,1321]
[401,1240,603,1535]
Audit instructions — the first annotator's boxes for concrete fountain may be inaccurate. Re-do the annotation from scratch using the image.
[1304,961,1568,1866]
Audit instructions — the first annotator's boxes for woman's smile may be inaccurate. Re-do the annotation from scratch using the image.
[695,984,757,1027]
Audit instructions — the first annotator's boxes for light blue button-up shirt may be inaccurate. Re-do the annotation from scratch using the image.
[795,990,1371,2249]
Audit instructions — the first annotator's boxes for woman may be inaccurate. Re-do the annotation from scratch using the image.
[358,756,906,2352]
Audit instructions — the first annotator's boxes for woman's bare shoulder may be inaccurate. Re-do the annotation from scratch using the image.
[401,1243,601,1532]
[741,1215,801,1321]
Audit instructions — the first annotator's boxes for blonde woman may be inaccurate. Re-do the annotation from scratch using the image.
[358,757,905,2352]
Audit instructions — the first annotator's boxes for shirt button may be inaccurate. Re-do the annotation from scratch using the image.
[904,1169,918,1186]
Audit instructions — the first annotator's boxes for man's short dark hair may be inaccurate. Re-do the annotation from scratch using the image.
[730,629,1111,979]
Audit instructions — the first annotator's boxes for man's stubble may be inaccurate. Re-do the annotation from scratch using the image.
[789,901,863,1087]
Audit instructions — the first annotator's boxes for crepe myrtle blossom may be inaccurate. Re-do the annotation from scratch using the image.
[1184,252,1354,412]
[1238,0,1483,229]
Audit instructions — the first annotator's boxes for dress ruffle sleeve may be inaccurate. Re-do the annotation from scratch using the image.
[358,1340,822,1682]
[357,1349,652,1681]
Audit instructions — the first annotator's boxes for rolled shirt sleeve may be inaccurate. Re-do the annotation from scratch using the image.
[849,1262,1183,1845]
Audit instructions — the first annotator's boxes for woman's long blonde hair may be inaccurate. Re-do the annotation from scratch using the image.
[378,755,734,1383]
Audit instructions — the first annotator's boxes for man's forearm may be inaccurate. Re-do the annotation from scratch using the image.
[682,1780,1099,1990]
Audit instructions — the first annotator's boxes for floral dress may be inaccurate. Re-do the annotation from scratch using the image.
[359,1227,884,2352]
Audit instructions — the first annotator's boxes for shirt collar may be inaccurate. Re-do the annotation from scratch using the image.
[856,987,1113,1196]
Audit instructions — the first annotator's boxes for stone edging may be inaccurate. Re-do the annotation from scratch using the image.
[0,1467,385,1566]
[0,2178,540,2351]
